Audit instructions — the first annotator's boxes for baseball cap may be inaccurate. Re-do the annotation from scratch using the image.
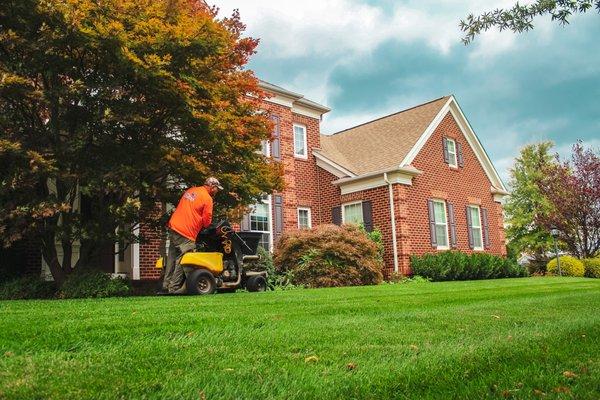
[205,177,223,190]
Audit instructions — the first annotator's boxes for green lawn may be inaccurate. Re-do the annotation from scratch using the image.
[1,277,599,399]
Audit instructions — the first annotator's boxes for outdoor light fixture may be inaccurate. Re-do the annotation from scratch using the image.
[550,228,562,276]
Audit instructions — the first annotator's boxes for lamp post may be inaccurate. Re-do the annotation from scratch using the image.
[550,228,562,277]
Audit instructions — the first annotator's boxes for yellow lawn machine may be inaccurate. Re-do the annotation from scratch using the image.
[155,220,267,295]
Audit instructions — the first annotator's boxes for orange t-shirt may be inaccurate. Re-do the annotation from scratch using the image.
[167,186,213,241]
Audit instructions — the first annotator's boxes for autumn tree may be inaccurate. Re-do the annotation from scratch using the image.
[461,0,600,44]
[536,143,600,258]
[0,0,283,284]
[504,142,556,268]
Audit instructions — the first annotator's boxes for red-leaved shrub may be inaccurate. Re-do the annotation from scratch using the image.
[273,224,384,288]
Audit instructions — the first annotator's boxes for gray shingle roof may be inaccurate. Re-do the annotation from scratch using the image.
[318,96,450,175]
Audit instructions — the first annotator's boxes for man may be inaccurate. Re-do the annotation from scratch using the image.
[161,177,223,294]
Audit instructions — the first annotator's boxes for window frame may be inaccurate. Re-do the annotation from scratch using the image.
[249,200,271,250]
[468,205,484,251]
[260,139,270,157]
[432,199,450,250]
[342,201,364,225]
[293,123,308,159]
[446,138,458,168]
[297,207,312,229]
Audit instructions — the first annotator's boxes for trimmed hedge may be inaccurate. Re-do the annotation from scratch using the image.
[410,251,528,281]
[583,258,600,278]
[274,224,383,288]
[546,256,585,277]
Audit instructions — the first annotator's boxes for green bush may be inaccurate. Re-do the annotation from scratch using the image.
[410,251,528,281]
[59,270,132,299]
[0,275,57,300]
[546,256,585,277]
[246,247,299,290]
[359,225,385,262]
[274,224,384,288]
[582,258,600,278]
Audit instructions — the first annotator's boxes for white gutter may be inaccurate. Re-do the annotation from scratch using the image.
[332,165,422,186]
[384,172,400,275]
[491,186,510,196]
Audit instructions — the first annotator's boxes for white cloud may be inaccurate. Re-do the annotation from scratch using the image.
[212,0,516,58]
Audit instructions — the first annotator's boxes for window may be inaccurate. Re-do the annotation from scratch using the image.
[293,124,307,158]
[297,208,311,229]
[260,140,270,157]
[342,202,363,225]
[446,138,457,167]
[468,205,484,250]
[432,199,449,249]
[250,202,270,250]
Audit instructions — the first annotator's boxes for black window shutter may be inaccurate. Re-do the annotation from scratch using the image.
[466,206,474,249]
[428,200,437,247]
[271,115,281,160]
[241,214,251,231]
[332,206,342,226]
[457,142,464,167]
[448,202,457,248]
[442,137,449,164]
[273,195,283,242]
[482,208,490,249]
[362,201,373,232]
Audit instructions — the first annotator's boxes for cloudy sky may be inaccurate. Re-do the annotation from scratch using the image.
[213,1,599,184]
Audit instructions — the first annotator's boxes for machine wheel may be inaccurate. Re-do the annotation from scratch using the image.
[186,269,217,295]
[246,275,267,292]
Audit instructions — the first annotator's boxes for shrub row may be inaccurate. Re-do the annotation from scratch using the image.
[0,270,132,300]
[546,256,600,278]
[410,251,528,281]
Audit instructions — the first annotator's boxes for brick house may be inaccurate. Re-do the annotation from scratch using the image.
[34,81,508,280]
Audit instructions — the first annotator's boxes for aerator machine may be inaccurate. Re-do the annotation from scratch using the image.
[156,220,267,295]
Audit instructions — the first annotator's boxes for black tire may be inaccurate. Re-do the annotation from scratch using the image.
[246,275,267,292]
[186,269,217,295]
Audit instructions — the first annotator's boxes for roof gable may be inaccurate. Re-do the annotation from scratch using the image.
[317,95,507,192]
[319,96,450,176]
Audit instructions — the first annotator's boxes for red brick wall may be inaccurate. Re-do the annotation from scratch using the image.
[315,168,341,226]
[292,112,323,225]
[261,100,322,235]
[400,111,507,272]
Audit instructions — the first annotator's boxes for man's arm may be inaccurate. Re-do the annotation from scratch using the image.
[202,194,213,229]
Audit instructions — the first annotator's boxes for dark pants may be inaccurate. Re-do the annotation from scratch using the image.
[163,229,196,292]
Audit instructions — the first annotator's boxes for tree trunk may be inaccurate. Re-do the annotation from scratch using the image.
[41,231,66,286]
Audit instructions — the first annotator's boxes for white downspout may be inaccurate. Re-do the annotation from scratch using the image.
[384,173,399,275]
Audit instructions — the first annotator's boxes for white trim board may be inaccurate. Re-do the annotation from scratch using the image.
[337,170,415,196]
[313,151,356,178]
